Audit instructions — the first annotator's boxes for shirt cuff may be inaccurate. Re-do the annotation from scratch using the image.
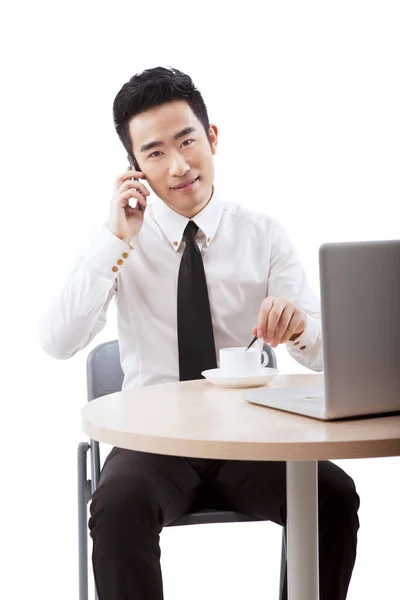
[286,315,323,371]
[82,224,135,281]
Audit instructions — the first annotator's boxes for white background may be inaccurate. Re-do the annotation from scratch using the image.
[1,1,399,598]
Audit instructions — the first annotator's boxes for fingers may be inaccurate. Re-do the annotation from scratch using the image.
[256,296,286,340]
[278,315,297,345]
[119,179,150,197]
[287,312,307,341]
[269,304,295,346]
[118,169,145,182]
[265,298,287,342]
[271,309,305,346]
[113,169,150,214]
[253,296,307,347]
[256,296,274,338]
[120,188,148,210]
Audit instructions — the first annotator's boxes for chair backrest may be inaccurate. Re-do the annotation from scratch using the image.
[87,340,124,401]
[87,340,277,401]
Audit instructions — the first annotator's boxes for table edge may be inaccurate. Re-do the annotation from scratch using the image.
[82,419,400,461]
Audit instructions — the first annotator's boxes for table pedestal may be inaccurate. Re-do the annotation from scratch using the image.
[287,461,319,600]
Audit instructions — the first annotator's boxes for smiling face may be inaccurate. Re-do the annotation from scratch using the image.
[128,100,218,217]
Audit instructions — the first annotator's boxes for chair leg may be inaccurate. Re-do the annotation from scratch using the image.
[90,439,101,495]
[89,440,101,600]
[78,442,90,600]
[278,527,287,600]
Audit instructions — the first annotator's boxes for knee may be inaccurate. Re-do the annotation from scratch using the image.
[319,464,360,525]
[89,474,163,533]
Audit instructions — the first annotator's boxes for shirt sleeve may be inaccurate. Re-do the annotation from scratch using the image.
[267,219,323,372]
[38,223,134,359]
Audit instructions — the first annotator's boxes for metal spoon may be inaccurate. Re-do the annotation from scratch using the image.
[245,334,258,351]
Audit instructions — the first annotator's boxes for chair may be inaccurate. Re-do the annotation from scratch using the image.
[77,340,287,600]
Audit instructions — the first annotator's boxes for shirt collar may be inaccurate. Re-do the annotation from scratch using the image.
[149,187,224,252]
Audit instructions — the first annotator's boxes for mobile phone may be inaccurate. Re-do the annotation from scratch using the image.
[128,156,146,211]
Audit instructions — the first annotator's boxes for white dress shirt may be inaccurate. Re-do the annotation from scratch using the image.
[38,189,323,389]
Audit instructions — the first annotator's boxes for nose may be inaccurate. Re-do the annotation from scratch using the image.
[168,153,190,178]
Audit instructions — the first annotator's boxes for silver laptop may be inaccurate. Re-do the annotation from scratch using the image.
[245,240,400,420]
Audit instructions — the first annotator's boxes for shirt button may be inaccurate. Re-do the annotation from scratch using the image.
[173,241,178,246]
[300,345,307,351]
[293,341,300,346]
[207,237,211,243]
[117,259,123,265]
[122,252,129,259]
[112,266,118,273]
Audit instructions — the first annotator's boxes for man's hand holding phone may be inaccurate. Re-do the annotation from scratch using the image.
[107,166,150,243]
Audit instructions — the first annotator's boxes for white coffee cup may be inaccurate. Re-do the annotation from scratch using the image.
[219,346,269,376]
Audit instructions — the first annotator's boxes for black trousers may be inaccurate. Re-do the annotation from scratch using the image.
[89,448,360,600]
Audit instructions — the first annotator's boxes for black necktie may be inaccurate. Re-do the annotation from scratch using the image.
[177,221,217,381]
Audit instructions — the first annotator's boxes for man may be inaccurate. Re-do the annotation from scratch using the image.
[39,66,359,600]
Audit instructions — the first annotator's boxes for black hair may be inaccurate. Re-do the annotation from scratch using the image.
[113,66,210,168]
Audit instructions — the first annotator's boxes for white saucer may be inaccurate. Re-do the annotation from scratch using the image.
[201,367,279,389]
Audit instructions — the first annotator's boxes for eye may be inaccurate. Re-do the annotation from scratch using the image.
[148,150,162,159]
[182,138,195,147]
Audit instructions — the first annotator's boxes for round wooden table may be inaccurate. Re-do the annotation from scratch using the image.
[81,373,400,600]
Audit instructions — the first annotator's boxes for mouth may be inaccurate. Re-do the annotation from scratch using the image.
[171,176,199,191]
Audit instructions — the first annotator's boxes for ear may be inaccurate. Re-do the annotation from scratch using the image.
[209,124,219,155]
